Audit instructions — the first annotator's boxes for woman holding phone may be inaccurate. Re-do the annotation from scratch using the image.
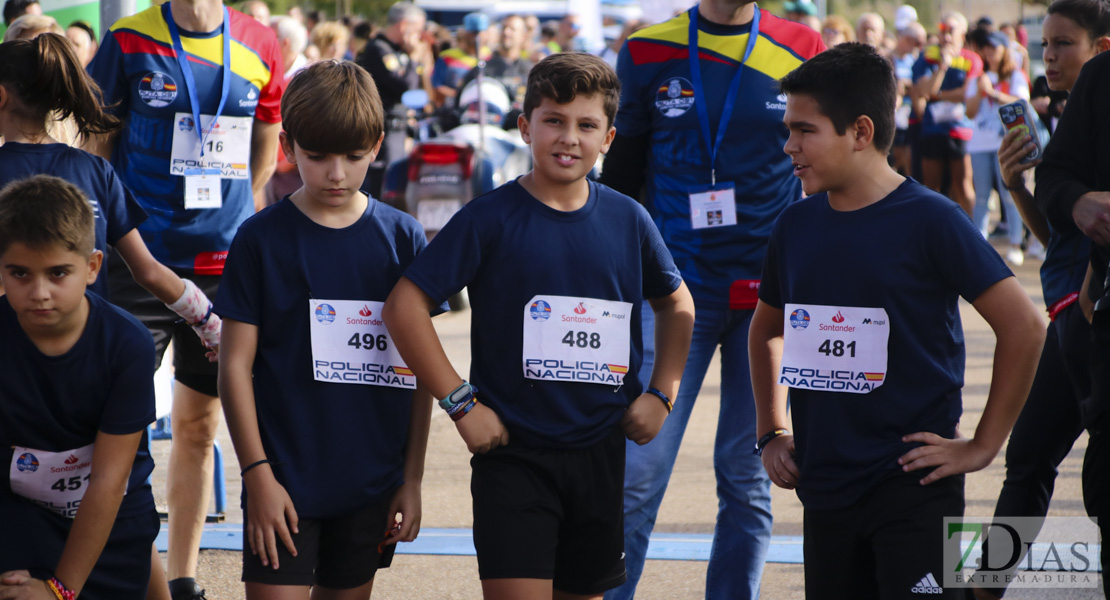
[974,1,1110,598]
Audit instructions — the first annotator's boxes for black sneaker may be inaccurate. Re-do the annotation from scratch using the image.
[169,578,207,600]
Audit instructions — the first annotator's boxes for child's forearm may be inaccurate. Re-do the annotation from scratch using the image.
[55,481,124,594]
[114,230,186,304]
[54,430,142,595]
[749,301,790,436]
[383,278,463,399]
[646,282,695,401]
[971,278,1046,457]
[402,382,434,485]
[218,321,269,467]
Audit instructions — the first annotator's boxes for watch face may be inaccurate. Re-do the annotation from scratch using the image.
[449,384,472,404]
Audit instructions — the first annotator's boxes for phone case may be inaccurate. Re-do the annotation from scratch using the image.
[998,100,1043,164]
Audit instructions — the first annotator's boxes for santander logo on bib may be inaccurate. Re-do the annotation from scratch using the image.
[832,311,845,323]
[65,455,80,465]
[360,306,373,317]
[574,303,587,315]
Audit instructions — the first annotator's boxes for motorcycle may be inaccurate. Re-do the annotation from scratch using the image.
[381,75,532,241]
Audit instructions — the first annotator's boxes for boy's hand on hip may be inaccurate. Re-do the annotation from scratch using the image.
[898,430,995,485]
[0,572,30,586]
[761,434,800,490]
[620,393,668,445]
[456,402,509,454]
[243,467,300,570]
[0,577,52,600]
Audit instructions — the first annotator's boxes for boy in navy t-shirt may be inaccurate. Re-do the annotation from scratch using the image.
[215,60,433,598]
[383,53,695,598]
[0,175,159,600]
[749,44,1046,599]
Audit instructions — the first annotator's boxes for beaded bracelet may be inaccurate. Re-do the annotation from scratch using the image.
[48,577,75,600]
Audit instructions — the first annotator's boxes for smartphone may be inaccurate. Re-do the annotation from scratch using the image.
[998,100,1043,164]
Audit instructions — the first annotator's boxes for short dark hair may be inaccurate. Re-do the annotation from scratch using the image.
[67,19,96,41]
[281,59,384,154]
[3,0,38,26]
[1047,0,1110,40]
[779,42,897,152]
[523,52,620,127]
[0,175,95,257]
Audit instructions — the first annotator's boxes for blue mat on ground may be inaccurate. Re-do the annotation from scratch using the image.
[162,526,798,563]
[165,525,1101,570]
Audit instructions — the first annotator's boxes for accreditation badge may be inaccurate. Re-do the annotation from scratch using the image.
[780,303,889,394]
[688,184,737,229]
[183,168,223,209]
[308,299,415,389]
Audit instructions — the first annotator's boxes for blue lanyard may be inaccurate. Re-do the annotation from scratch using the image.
[688,4,760,186]
[166,4,232,158]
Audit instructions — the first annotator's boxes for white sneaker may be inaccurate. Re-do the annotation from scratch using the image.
[1006,248,1025,267]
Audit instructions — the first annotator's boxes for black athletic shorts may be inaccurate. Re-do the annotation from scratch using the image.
[0,492,158,600]
[106,251,219,396]
[241,490,398,588]
[803,471,969,599]
[920,135,969,160]
[470,428,627,595]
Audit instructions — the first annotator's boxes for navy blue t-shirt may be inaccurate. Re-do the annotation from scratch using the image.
[0,143,148,299]
[215,197,430,518]
[1041,226,1090,310]
[0,292,157,518]
[759,179,1011,510]
[404,180,683,448]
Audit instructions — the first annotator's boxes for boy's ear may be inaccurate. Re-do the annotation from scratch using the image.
[518,113,531,143]
[278,131,296,163]
[1096,36,1110,54]
[369,132,384,161]
[851,115,875,151]
[600,125,616,155]
[86,250,104,286]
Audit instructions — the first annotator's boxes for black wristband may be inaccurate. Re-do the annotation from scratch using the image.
[754,428,789,456]
[240,458,270,477]
[645,387,673,413]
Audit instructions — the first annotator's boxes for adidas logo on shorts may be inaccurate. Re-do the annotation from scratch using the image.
[911,572,943,594]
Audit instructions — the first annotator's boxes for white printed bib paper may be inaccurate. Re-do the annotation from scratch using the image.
[309,299,415,389]
[780,304,889,394]
[10,444,95,518]
[522,295,632,385]
[170,113,252,179]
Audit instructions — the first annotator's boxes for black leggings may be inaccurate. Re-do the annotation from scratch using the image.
[979,303,1090,597]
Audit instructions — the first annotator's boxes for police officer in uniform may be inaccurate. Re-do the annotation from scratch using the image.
[355,0,432,197]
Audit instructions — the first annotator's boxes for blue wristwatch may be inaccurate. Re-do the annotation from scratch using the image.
[439,381,478,412]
